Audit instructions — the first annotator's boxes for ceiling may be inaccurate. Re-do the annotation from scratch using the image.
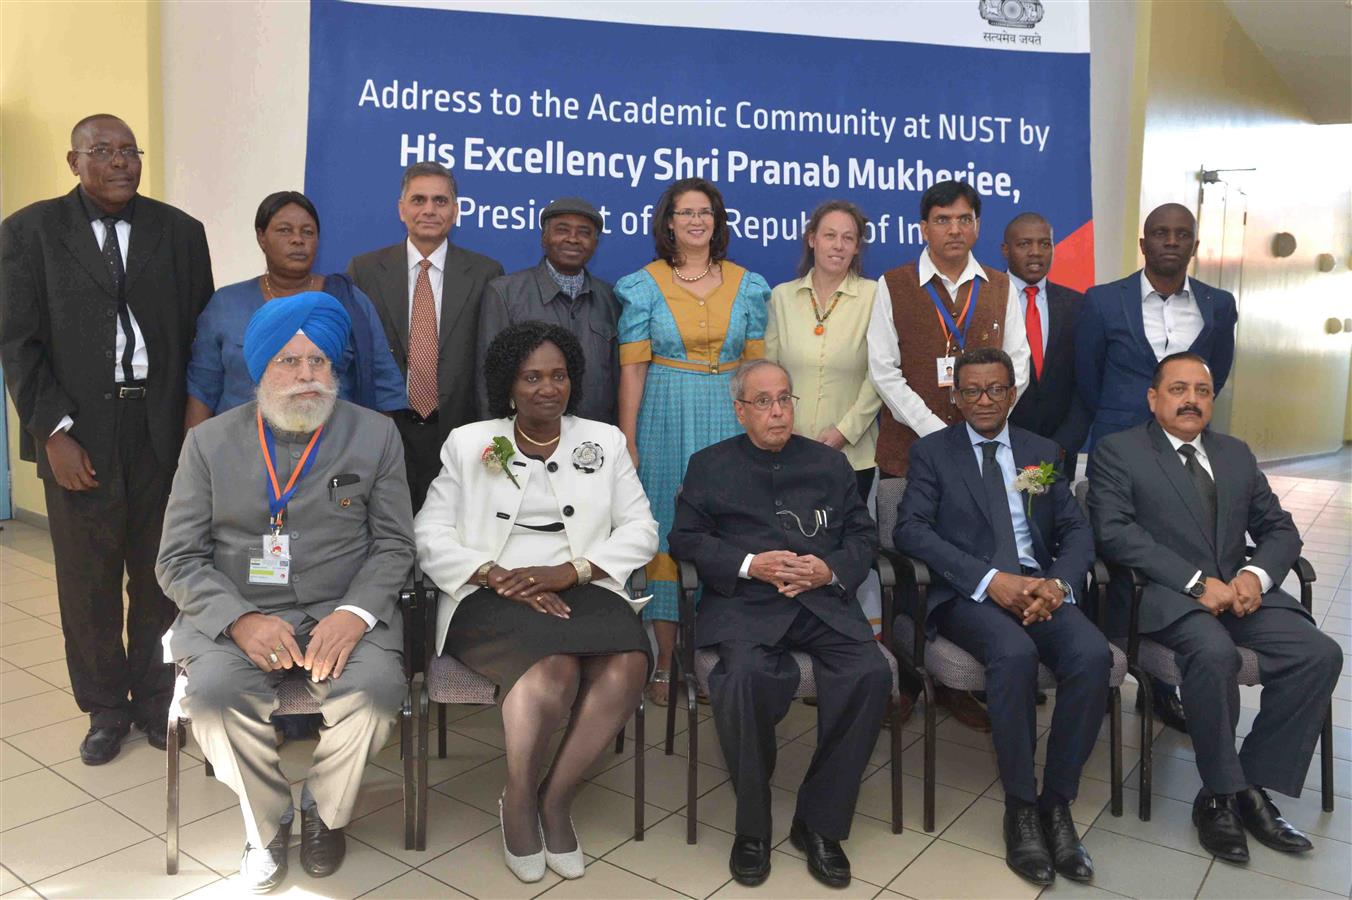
[1223,0,1352,124]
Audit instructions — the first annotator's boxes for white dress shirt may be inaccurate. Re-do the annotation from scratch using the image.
[867,247,1030,438]
[406,238,449,325]
[1161,430,1272,593]
[967,423,1074,605]
[1007,272,1049,357]
[1140,271,1203,361]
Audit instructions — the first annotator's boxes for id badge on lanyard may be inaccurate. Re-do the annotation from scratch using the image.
[250,410,323,585]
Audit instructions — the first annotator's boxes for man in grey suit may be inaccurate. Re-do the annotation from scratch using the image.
[1088,351,1340,865]
[476,196,619,423]
[157,293,414,892]
[347,162,504,510]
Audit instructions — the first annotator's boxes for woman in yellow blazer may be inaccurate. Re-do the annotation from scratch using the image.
[765,200,881,499]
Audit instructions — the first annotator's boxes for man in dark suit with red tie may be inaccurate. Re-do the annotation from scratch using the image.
[1002,213,1090,474]
[0,114,214,764]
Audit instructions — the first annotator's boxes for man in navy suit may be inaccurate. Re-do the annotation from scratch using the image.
[1077,202,1238,732]
[1002,213,1090,473]
[897,347,1107,887]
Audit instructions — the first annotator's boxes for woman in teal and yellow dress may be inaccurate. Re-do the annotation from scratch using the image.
[616,177,770,706]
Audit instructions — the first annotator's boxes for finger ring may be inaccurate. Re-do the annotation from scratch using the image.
[527,576,536,585]
[268,652,279,664]
[273,645,284,654]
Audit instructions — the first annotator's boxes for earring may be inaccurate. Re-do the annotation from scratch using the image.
[509,398,515,411]
[667,229,675,241]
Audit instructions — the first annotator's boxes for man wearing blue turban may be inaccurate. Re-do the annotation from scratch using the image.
[157,293,414,891]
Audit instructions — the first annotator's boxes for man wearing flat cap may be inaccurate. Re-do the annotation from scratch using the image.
[156,292,414,892]
[476,197,619,423]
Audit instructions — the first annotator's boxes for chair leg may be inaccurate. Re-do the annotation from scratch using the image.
[416,679,430,851]
[664,678,678,755]
[615,727,625,755]
[166,717,184,875]
[1109,687,1123,817]
[890,695,904,834]
[1136,672,1153,821]
[437,702,447,759]
[922,672,937,833]
[402,683,415,850]
[686,671,699,845]
[1321,701,1335,812]
[634,700,646,841]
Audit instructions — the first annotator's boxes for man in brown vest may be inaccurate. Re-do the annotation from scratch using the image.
[867,180,1031,729]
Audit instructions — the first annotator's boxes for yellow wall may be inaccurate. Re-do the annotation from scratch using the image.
[1136,0,1351,461]
[0,0,161,518]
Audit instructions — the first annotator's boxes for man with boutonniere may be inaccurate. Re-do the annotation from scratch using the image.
[896,346,1109,887]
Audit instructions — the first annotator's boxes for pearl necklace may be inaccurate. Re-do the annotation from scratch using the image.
[671,260,714,282]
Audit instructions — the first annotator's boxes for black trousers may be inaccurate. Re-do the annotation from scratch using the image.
[706,606,891,841]
[1146,606,1341,796]
[933,598,1110,804]
[393,409,442,513]
[43,398,176,729]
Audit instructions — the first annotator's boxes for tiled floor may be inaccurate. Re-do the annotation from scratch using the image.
[1,467,1348,899]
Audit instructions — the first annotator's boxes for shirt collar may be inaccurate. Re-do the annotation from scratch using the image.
[919,246,986,290]
[78,186,135,223]
[793,269,862,300]
[1139,270,1192,302]
[544,259,588,300]
[1161,428,1207,460]
[1007,272,1047,298]
[407,238,448,272]
[966,421,1011,451]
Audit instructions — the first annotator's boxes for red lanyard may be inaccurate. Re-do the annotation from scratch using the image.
[256,409,323,533]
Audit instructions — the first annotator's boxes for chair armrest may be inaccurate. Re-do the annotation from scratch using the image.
[876,553,896,653]
[674,558,699,683]
[398,575,421,678]
[419,572,442,676]
[884,551,931,669]
[629,566,647,597]
[1294,556,1316,586]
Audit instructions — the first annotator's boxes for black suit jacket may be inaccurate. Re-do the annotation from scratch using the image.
[0,188,214,479]
[896,422,1094,620]
[1088,420,1305,635]
[668,434,878,648]
[347,241,504,443]
[1008,281,1091,461]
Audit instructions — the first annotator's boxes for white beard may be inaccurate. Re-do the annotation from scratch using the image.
[256,378,338,433]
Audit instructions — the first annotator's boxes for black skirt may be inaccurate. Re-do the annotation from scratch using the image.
[444,583,652,702]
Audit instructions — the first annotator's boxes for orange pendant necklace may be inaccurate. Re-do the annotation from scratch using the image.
[811,289,842,336]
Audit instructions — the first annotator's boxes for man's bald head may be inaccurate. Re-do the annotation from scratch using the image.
[1142,202,1195,236]
[70,114,129,149]
[1003,212,1051,245]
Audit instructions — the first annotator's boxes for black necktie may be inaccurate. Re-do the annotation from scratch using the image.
[1178,444,1217,535]
[101,216,135,383]
[981,441,1021,573]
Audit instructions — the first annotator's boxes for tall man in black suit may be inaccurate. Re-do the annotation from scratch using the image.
[348,162,503,510]
[0,114,214,764]
[1002,213,1090,472]
[897,347,1106,886]
[669,359,891,890]
[1089,352,1340,864]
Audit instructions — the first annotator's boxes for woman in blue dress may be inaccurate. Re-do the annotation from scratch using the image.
[184,191,405,427]
[616,177,770,705]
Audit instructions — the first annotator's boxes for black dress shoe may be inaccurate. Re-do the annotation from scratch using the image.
[1003,805,1055,885]
[937,686,992,733]
[789,818,851,888]
[1040,803,1093,883]
[729,835,771,886]
[1136,683,1188,733]
[299,807,346,877]
[79,723,130,765]
[1192,791,1249,863]
[1236,786,1313,853]
[240,821,291,894]
[141,719,168,751]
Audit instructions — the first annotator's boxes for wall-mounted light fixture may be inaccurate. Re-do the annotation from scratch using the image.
[1317,253,1336,272]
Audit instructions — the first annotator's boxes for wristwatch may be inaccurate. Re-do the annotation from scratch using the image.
[1051,577,1072,599]
[569,557,593,586]
[1187,580,1207,599]
[474,561,496,588]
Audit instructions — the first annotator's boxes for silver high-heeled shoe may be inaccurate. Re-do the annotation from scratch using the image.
[499,794,545,883]
[543,814,585,879]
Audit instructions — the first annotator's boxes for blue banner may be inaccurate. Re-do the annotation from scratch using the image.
[306,0,1093,289]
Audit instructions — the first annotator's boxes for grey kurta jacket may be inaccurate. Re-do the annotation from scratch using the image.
[156,399,415,663]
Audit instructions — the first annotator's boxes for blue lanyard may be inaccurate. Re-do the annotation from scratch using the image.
[924,278,979,352]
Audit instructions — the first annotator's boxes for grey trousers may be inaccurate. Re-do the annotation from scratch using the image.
[1147,606,1342,796]
[184,641,403,848]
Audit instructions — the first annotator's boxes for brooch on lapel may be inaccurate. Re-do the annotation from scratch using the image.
[482,437,522,488]
[1012,461,1058,516]
[572,441,604,474]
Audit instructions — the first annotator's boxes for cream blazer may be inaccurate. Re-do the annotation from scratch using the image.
[414,415,658,655]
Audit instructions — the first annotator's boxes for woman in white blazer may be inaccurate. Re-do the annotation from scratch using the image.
[415,322,657,884]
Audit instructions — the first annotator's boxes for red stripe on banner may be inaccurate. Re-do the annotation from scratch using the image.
[1048,219,1095,293]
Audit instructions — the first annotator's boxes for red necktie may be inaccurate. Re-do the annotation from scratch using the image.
[408,259,439,418]
[1023,284,1043,381]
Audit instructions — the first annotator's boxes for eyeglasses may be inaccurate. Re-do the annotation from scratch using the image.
[272,355,331,371]
[73,147,145,162]
[956,384,1012,403]
[672,208,714,220]
[736,393,798,411]
[928,214,976,228]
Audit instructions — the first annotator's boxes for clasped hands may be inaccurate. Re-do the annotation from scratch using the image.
[231,609,367,680]
[1195,571,1263,617]
[987,572,1066,626]
[485,564,576,619]
[749,550,833,598]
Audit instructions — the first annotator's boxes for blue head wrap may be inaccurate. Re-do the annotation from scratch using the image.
[243,291,351,383]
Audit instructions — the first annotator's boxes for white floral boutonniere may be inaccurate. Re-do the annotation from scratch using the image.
[481,436,521,488]
[1012,461,1059,516]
